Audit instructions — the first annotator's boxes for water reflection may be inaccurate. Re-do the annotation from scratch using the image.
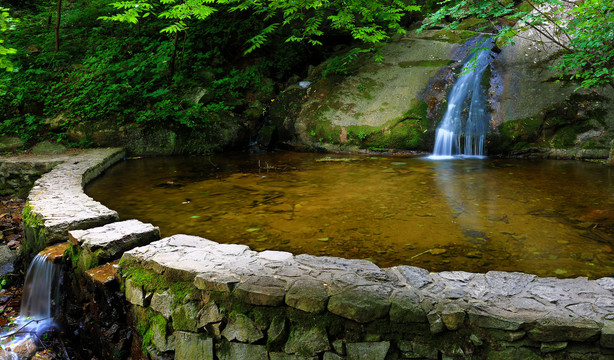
[86,153,614,278]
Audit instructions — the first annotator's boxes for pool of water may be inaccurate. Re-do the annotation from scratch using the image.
[86,152,614,278]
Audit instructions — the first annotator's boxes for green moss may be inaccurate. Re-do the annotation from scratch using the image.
[456,17,488,31]
[433,29,479,44]
[21,204,47,257]
[398,60,454,68]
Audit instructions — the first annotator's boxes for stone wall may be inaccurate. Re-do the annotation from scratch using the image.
[0,158,62,196]
[20,149,614,360]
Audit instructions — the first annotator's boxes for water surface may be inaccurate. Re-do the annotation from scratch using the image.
[86,152,614,278]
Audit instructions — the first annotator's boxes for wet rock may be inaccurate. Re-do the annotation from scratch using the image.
[285,279,329,313]
[389,289,427,323]
[174,331,213,360]
[151,291,173,319]
[346,342,390,360]
[0,245,16,275]
[283,324,330,356]
[328,285,391,323]
[12,338,37,359]
[221,312,263,343]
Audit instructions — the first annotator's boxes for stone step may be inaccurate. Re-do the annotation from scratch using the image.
[69,219,161,264]
[85,260,121,287]
[38,241,70,264]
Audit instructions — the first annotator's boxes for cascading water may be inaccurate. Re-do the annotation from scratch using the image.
[430,38,495,159]
[1,254,61,358]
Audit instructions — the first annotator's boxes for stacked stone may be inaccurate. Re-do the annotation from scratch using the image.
[24,148,124,249]
[122,234,614,360]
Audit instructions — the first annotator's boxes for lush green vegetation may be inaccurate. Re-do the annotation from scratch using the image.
[421,0,614,90]
[0,0,611,149]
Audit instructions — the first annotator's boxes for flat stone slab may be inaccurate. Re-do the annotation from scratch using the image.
[69,219,160,260]
[26,148,125,244]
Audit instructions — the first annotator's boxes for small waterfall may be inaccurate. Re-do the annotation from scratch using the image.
[430,38,494,159]
[1,254,61,358]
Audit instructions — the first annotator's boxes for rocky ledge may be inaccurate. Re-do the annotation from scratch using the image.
[119,234,614,360]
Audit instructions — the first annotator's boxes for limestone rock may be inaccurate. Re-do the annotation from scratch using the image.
[219,343,267,360]
[151,319,173,352]
[283,325,330,357]
[485,271,536,297]
[151,291,172,319]
[486,347,542,360]
[389,289,427,323]
[285,279,329,313]
[323,353,344,360]
[427,312,444,334]
[270,353,318,360]
[328,285,391,323]
[0,245,17,275]
[11,338,37,359]
[194,271,240,292]
[540,342,567,353]
[221,312,263,343]
[174,331,213,360]
[601,323,614,348]
[467,310,523,330]
[346,342,390,360]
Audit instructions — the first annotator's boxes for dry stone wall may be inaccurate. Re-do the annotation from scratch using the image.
[18,148,614,360]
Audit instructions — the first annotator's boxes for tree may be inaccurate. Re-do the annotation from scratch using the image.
[99,0,419,72]
[420,0,614,90]
[0,7,17,72]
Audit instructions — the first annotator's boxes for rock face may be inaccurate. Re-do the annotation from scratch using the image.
[271,30,475,152]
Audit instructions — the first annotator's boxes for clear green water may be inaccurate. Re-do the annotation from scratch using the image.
[86,152,614,278]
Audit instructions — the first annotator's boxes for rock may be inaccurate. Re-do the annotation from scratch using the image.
[174,331,213,360]
[395,266,432,288]
[486,347,542,360]
[6,240,19,250]
[197,301,223,327]
[31,141,67,154]
[267,315,288,347]
[427,312,445,334]
[0,245,17,275]
[441,303,466,330]
[171,302,199,332]
[328,285,391,323]
[285,279,329,313]
[540,342,567,353]
[125,278,145,306]
[467,310,523,330]
[601,323,614,348]
[194,271,240,292]
[346,342,390,360]
[283,324,330,357]
[489,329,526,342]
[11,338,37,359]
[233,277,286,306]
[219,343,267,360]
[332,340,345,355]
[527,318,600,342]
[151,291,173,319]
[221,312,263,343]
[485,271,536,297]
[151,319,173,352]
[270,353,317,360]
[0,136,24,152]
[389,289,427,323]
[323,352,344,360]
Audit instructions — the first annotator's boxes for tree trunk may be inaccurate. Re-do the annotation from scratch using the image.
[168,32,179,80]
[54,0,62,52]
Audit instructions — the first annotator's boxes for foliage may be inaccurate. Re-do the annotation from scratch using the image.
[0,7,17,73]
[419,0,614,90]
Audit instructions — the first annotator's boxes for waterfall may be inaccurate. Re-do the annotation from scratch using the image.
[430,38,494,159]
[1,254,61,357]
